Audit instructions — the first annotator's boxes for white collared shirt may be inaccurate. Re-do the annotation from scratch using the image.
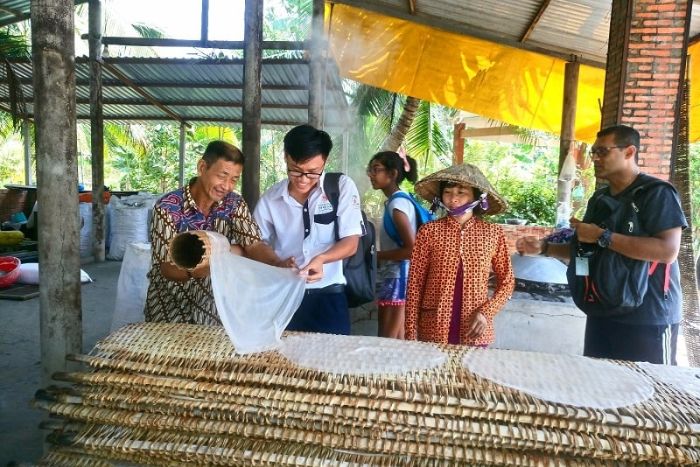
[253,172,364,289]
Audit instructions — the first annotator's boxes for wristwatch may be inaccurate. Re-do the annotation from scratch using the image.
[597,228,613,248]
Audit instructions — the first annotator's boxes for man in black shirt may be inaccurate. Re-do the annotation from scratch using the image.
[517,125,687,364]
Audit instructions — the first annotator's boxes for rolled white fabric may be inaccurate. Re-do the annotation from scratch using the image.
[205,231,305,354]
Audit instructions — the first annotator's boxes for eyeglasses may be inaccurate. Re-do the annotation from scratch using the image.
[287,168,324,180]
[366,166,387,176]
[589,145,627,159]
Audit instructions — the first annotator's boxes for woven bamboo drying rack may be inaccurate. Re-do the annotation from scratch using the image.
[35,323,700,466]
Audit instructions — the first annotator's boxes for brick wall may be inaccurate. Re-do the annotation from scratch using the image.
[499,224,554,255]
[602,0,691,181]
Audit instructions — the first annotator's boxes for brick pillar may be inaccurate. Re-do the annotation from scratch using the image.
[601,0,692,181]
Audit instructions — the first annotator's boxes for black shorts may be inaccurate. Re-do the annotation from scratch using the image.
[583,316,678,364]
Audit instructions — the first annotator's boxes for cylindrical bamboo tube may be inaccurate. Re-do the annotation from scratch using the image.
[168,230,212,273]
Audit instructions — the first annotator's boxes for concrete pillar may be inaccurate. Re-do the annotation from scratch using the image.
[31,0,82,386]
[556,60,579,227]
[89,0,105,262]
[242,0,263,210]
[601,0,692,181]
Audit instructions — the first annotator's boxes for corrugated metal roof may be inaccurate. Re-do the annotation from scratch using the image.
[0,56,350,129]
[0,0,87,27]
[3,0,698,67]
[331,0,700,67]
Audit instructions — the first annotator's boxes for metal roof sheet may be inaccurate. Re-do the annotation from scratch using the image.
[0,0,87,27]
[0,56,350,129]
[2,0,698,67]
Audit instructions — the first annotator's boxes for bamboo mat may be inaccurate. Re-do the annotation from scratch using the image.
[35,322,700,466]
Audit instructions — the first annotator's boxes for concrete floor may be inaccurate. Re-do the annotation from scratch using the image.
[0,260,121,466]
[2,259,682,465]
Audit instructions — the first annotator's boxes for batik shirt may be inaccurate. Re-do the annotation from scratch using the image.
[405,215,514,346]
[144,179,262,325]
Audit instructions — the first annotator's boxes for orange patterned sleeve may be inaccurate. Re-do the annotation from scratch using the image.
[405,225,432,340]
[478,226,514,318]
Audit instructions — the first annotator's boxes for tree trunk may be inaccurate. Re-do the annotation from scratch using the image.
[381,96,421,152]
[671,76,700,367]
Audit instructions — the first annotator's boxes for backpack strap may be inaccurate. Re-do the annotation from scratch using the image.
[383,191,414,246]
[648,261,672,300]
[323,172,343,242]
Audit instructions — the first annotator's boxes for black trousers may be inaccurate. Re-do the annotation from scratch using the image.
[583,316,678,364]
[286,289,350,335]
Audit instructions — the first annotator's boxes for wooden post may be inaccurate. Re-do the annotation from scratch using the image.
[453,122,465,164]
[242,0,263,210]
[89,0,105,262]
[179,122,186,187]
[308,0,325,128]
[31,0,82,386]
[555,59,579,227]
[22,119,32,185]
[201,0,209,43]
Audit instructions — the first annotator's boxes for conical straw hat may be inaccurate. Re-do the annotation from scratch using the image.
[415,164,507,215]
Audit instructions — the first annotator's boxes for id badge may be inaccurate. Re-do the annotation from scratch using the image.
[575,257,589,276]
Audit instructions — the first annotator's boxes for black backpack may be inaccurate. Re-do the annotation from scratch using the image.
[566,176,674,316]
[323,172,377,308]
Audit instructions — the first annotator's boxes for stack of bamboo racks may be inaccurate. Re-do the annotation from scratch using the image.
[34,322,700,466]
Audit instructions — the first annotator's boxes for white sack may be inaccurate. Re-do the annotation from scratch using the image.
[206,231,305,354]
[18,262,93,284]
[79,202,93,257]
[107,194,157,260]
[110,242,151,332]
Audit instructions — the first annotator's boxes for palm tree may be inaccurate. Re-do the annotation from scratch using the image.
[0,25,30,131]
[381,96,420,152]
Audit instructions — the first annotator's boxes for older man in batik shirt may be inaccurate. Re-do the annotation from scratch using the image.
[144,141,280,325]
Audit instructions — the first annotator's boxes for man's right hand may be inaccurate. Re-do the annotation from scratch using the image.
[275,256,298,269]
[515,236,544,256]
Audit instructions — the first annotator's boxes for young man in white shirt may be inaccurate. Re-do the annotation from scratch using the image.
[254,125,364,334]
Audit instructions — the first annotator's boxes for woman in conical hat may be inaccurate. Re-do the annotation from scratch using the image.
[405,163,514,346]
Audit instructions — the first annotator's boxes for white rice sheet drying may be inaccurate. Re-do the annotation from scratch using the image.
[280,333,447,376]
[463,348,654,409]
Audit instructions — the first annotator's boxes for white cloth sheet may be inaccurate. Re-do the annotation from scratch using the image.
[206,231,305,354]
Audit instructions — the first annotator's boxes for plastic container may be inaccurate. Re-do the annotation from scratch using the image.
[0,256,21,288]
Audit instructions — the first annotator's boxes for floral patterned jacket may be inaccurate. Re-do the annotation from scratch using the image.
[405,215,514,346]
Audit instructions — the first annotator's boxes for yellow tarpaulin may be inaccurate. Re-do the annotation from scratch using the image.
[328,4,700,143]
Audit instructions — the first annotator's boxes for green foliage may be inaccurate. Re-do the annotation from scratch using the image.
[456,139,560,226]
[492,178,557,225]
[690,143,700,256]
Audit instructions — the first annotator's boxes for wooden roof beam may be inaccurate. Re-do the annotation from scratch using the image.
[521,0,552,43]
[459,125,520,138]
[2,78,311,90]
[79,36,307,50]
[102,61,188,126]
[407,0,416,15]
